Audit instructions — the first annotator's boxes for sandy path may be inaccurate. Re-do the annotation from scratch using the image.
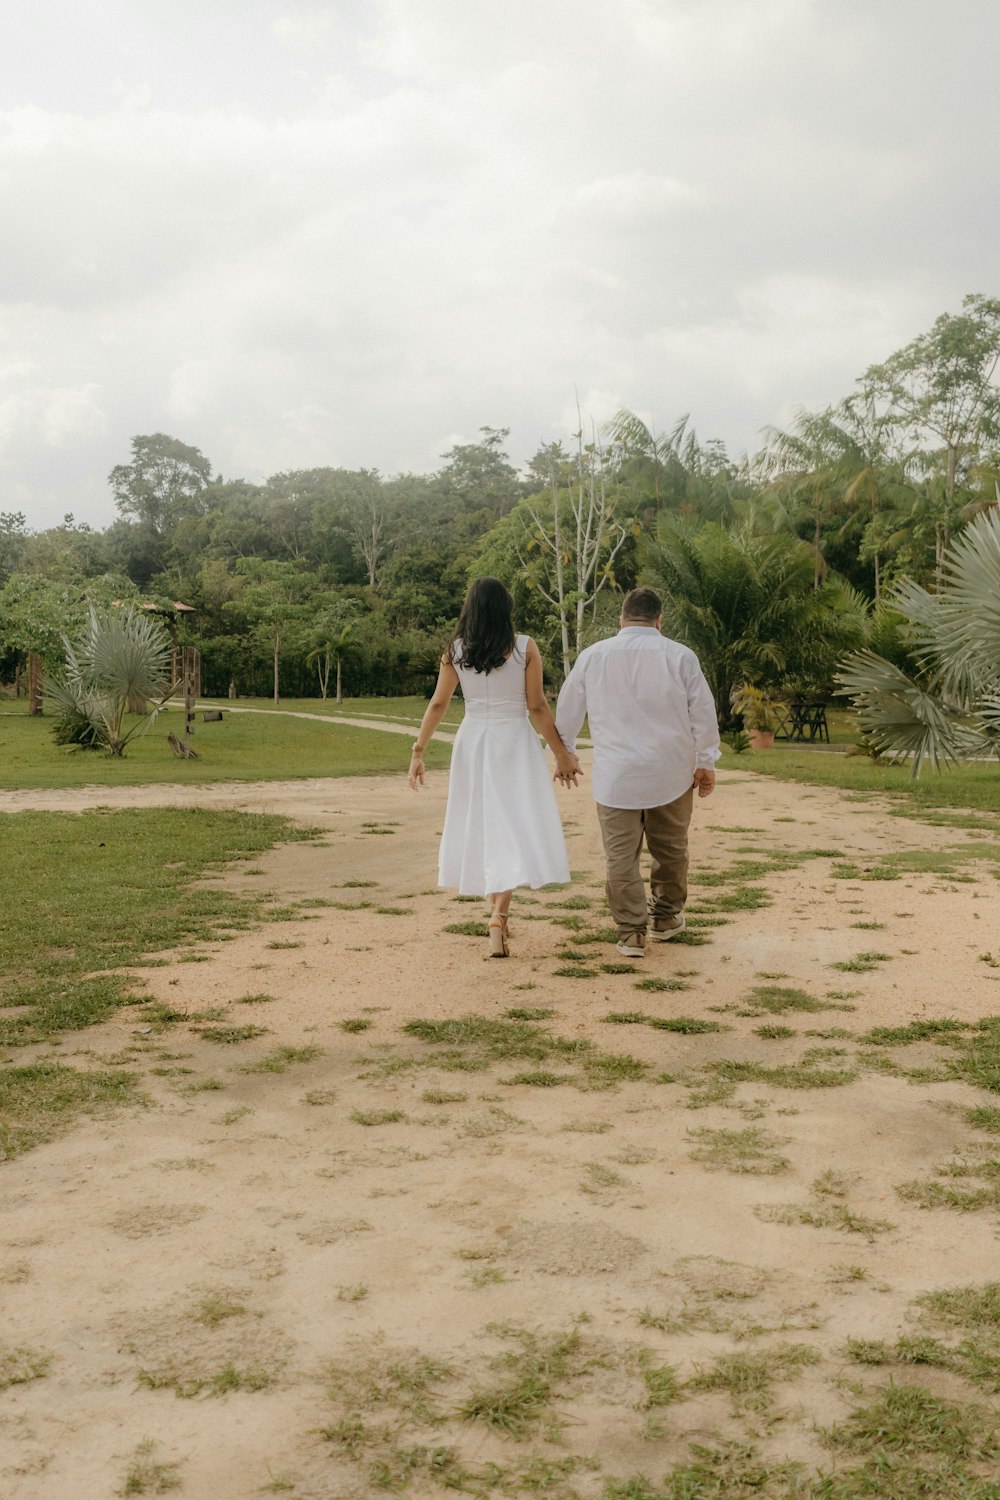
[195,703,460,742]
[3,760,1000,1498]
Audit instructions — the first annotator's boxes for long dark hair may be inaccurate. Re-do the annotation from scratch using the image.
[448,576,517,674]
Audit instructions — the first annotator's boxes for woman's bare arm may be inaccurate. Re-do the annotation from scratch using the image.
[409,656,459,788]
[524,639,581,783]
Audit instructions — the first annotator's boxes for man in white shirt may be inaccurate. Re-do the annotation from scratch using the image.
[556,587,721,958]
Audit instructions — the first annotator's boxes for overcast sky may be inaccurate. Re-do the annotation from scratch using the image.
[2,0,998,532]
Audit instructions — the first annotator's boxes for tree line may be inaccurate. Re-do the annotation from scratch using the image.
[1,295,998,726]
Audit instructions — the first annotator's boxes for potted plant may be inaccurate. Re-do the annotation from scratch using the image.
[731,683,783,750]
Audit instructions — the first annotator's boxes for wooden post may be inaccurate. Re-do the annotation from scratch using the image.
[27,652,43,716]
[182,646,198,758]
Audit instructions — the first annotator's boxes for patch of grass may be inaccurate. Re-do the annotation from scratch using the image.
[403,1015,587,1064]
[339,1017,373,1033]
[458,1326,589,1438]
[966,1105,1000,1133]
[576,926,620,945]
[754,1024,796,1040]
[739,984,835,1015]
[896,1174,1000,1213]
[0,808,320,1048]
[602,1011,649,1025]
[708,1058,857,1090]
[823,1380,1000,1463]
[322,1348,453,1440]
[193,1292,247,1328]
[694,885,773,912]
[337,1283,370,1303]
[634,977,692,992]
[687,1342,820,1413]
[605,1443,806,1499]
[648,1016,725,1034]
[0,1345,52,1389]
[401,1014,647,1090]
[687,1126,790,1175]
[637,1351,681,1409]
[0,1063,142,1161]
[217,1105,252,1124]
[350,1109,407,1126]
[504,1070,568,1087]
[553,965,597,979]
[758,1176,899,1236]
[119,1438,182,1495]
[601,963,639,975]
[443,921,486,937]
[137,1362,275,1398]
[503,1007,554,1021]
[234,992,275,1005]
[421,1088,468,1104]
[582,1162,626,1191]
[195,1023,270,1045]
[238,1045,322,1074]
[583,1052,648,1086]
[860,1018,969,1046]
[830,950,893,973]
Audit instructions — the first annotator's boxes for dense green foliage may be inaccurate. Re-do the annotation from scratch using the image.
[1,298,998,721]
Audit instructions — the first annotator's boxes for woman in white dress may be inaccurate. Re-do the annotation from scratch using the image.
[408,577,580,957]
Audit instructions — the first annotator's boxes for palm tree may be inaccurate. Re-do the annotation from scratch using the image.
[837,507,1000,773]
[759,407,880,591]
[47,606,173,756]
[642,518,867,725]
[306,620,360,703]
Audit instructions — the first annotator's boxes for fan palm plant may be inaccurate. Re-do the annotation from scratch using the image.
[48,606,173,756]
[642,518,867,726]
[837,508,1000,773]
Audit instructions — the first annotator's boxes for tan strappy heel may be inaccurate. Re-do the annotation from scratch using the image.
[488,915,510,958]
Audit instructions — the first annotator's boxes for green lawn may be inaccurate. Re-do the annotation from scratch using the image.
[0,807,320,1040]
[3,691,997,820]
[0,704,451,791]
[0,806,319,1155]
[722,743,1000,820]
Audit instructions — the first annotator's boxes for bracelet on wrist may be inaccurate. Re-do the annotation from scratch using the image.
[412,744,426,756]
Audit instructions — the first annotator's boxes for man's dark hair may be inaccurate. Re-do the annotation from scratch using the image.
[621,587,663,623]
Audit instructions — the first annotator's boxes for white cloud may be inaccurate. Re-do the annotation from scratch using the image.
[0,0,997,529]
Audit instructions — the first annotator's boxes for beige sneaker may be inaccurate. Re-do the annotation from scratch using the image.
[649,913,685,942]
[616,932,646,957]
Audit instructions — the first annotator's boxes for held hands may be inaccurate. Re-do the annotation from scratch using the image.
[553,750,583,788]
[693,767,716,798]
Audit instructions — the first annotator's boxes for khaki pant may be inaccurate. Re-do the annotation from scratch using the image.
[595,789,694,938]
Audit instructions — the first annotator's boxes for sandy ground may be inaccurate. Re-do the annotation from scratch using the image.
[2,754,1000,1499]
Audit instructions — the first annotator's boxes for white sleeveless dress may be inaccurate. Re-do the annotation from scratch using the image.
[438,635,571,895]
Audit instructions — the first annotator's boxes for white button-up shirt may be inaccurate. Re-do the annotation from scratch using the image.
[556,626,721,810]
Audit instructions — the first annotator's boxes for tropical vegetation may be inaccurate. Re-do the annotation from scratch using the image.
[1,295,998,764]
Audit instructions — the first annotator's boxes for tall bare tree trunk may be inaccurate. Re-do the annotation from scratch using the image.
[27,652,43,716]
[550,474,571,680]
